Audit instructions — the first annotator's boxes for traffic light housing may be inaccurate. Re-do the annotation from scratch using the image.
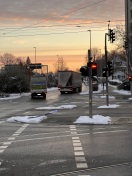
[80,62,97,77]
[80,66,88,76]
[109,29,115,43]
[107,61,113,76]
[128,75,132,81]
[88,62,97,76]
[111,31,115,43]
[124,41,128,49]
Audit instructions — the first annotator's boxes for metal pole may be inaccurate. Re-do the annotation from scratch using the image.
[105,33,109,106]
[34,47,36,63]
[88,30,92,118]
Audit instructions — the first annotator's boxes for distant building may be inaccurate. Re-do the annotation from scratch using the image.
[125,0,132,73]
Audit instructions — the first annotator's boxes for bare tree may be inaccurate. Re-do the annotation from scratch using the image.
[114,25,125,50]
[0,53,16,65]
[53,57,69,72]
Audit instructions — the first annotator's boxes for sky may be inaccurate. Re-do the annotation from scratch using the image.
[1,82,131,125]
[0,0,125,71]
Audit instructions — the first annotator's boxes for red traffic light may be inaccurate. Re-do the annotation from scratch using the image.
[87,62,97,68]
[87,62,97,76]
[128,76,132,81]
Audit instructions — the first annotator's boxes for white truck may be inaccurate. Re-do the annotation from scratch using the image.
[58,71,82,94]
[30,74,47,99]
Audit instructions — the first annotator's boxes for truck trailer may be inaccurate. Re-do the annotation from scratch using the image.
[58,71,82,94]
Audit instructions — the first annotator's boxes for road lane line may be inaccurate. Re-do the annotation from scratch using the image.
[3,142,12,145]
[0,121,4,124]
[0,150,4,153]
[74,147,83,151]
[10,129,129,143]
[75,157,86,162]
[70,125,88,169]
[76,163,88,169]
[8,137,15,140]
[0,124,29,166]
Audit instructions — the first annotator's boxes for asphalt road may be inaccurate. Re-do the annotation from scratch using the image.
[0,85,132,176]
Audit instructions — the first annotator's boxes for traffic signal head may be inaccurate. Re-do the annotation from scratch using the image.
[111,32,115,43]
[109,29,115,43]
[87,62,97,76]
[128,75,132,81]
[107,61,113,76]
[124,41,128,49]
[80,66,88,76]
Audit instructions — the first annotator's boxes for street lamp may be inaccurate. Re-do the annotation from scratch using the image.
[87,30,91,58]
[33,47,36,63]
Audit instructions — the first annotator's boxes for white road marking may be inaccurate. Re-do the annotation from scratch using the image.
[12,133,20,136]
[73,143,82,147]
[0,150,4,153]
[73,140,80,143]
[75,151,84,156]
[71,132,77,135]
[3,142,12,145]
[0,121,4,124]
[0,124,29,166]
[70,125,88,169]
[76,163,88,168]
[74,147,83,151]
[11,129,129,143]
[0,146,8,149]
[75,157,86,162]
[8,137,15,140]
[72,137,79,139]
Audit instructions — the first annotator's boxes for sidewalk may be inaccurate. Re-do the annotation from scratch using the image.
[105,95,132,125]
[111,117,132,124]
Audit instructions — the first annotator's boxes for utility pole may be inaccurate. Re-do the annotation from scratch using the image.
[105,33,109,106]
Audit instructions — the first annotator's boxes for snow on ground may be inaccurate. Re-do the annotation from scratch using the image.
[0,87,58,100]
[98,104,120,108]
[74,115,111,125]
[3,83,131,124]
[7,115,48,123]
[36,105,77,110]
[80,84,103,95]
[113,89,131,95]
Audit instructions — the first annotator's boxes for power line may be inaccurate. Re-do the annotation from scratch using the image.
[2,0,107,35]
[0,19,125,31]
[1,29,108,38]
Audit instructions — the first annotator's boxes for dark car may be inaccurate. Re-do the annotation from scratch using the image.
[117,80,130,91]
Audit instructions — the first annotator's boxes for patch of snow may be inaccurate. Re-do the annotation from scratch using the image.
[7,115,47,123]
[36,105,77,110]
[74,115,111,124]
[98,104,120,108]
[113,90,131,95]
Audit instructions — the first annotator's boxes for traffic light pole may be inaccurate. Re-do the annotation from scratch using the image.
[105,33,109,106]
[88,49,92,118]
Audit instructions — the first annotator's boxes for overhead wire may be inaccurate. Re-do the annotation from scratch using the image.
[2,0,107,36]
